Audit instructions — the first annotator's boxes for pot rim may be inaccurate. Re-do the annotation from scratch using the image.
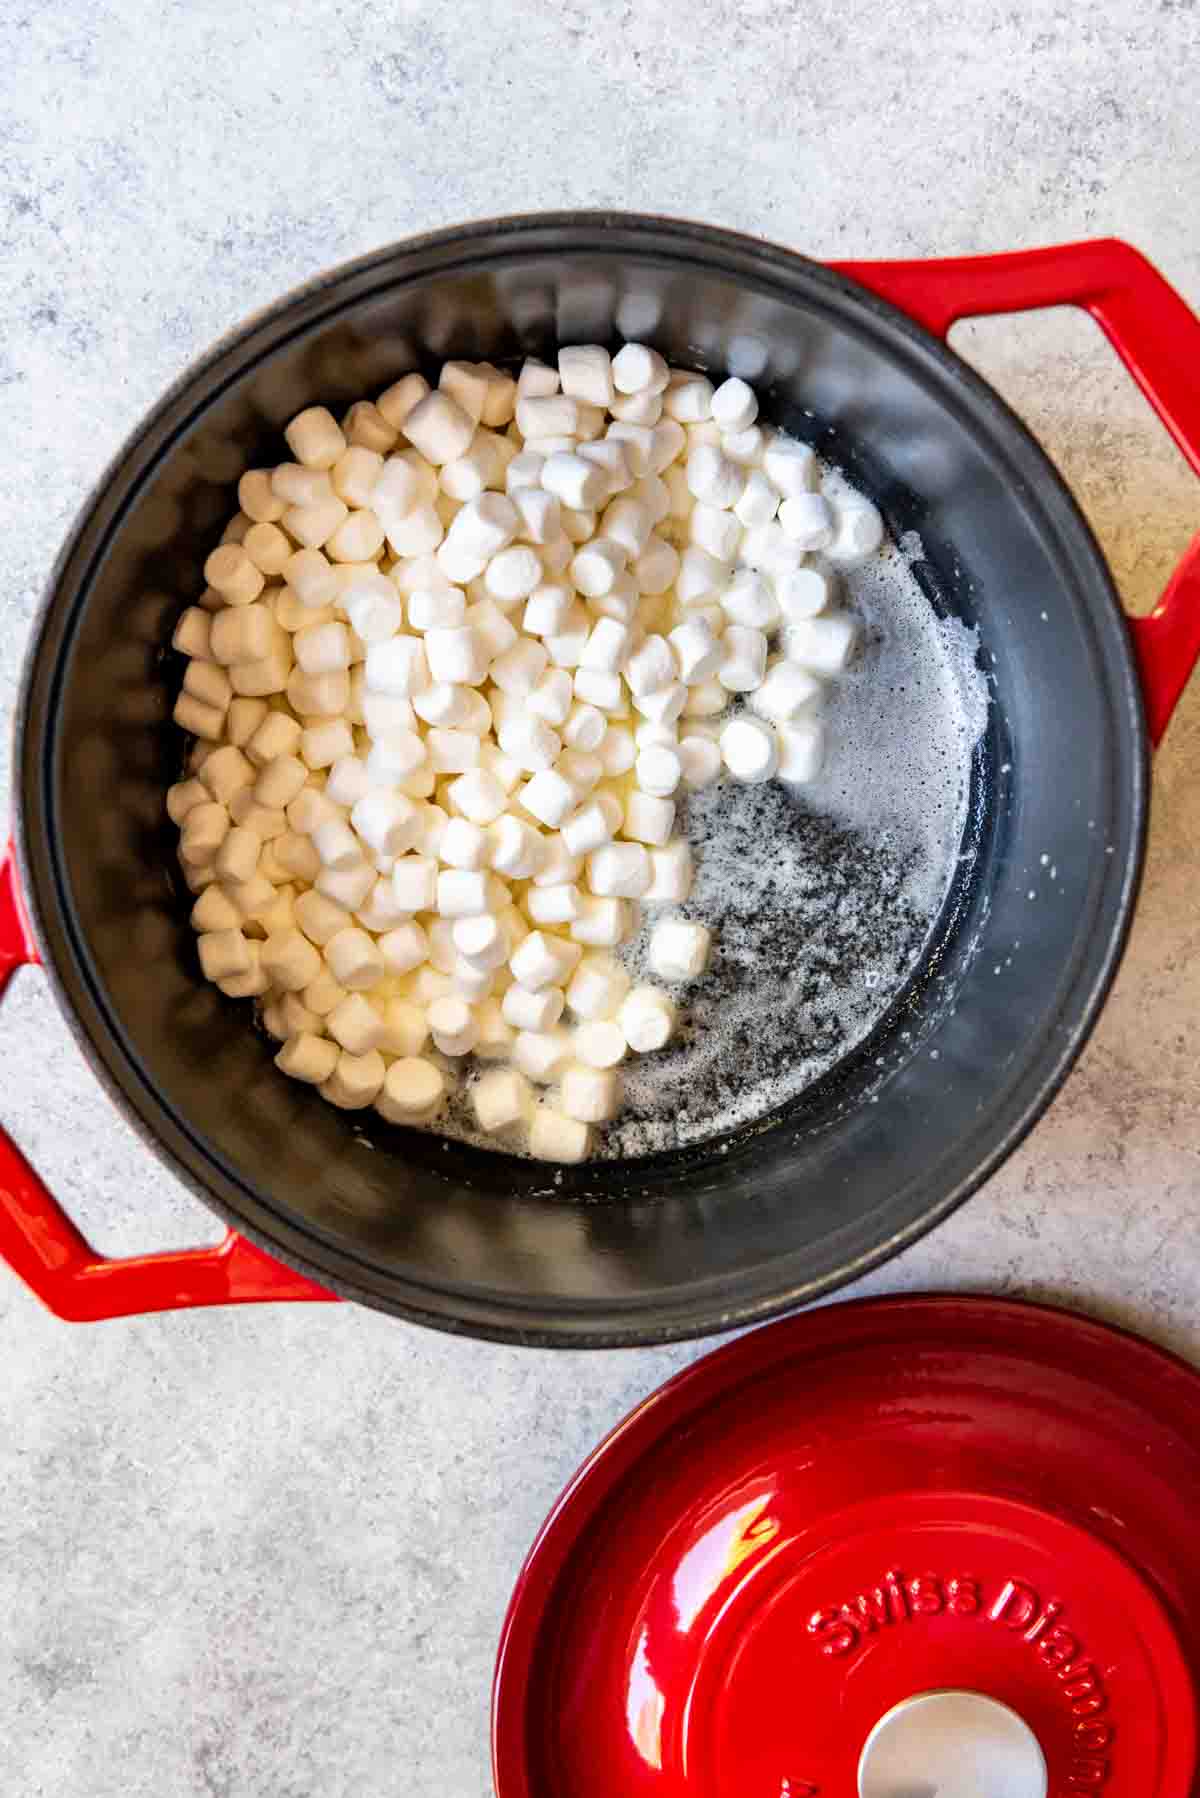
[13,211,1149,1345]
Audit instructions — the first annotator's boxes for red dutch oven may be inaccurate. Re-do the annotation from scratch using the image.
[3,218,1199,1342]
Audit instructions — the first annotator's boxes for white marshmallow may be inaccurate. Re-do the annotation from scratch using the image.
[606,421,656,476]
[439,816,488,870]
[428,995,479,1056]
[683,679,728,718]
[562,701,607,751]
[300,720,354,771]
[525,883,582,926]
[690,503,743,564]
[621,790,675,846]
[446,769,508,825]
[685,445,745,509]
[365,732,427,787]
[785,611,860,675]
[505,450,547,493]
[488,814,545,878]
[619,985,677,1052]
[565,955,630,1022]
[722,425,764,466]
[649,917,711,981]
[325,926,385,991]
[424,624,489,686]
[351,790,420,858]
[777,566,835,621]
[558,344,614,407]
[528,1106,590,1163]
[541,452,608,511]
[721,571,779,631]
[778,492,836,550]
[573,1019,627,1069]
[741,521,805,577]
[646,840,694,903]
[523,583,575,637]
[378,920,429,974]
[569,897,629,948]
[635,743,683,798]
[527,668,574,726]
[376,1057,446,1123]
[719,626,768,693]
[485,546,543,605]
[275,1033,340,1086]
[750,659,823,722]
[664,374,714,423]
[573,668,624,712]
[560,1064,622,1124]
[497,711,561,773]
[676,544,727,608]
[669,616,723,683]
[365,635,429,697]
[720,714,779,783]
[544,603,591,669]
[454,912,507,972]
[316,862,375,911]
[580,618,632,674]
[631,682,687,725]
[502,982,564,1034]
[612,342,670,396]
[598,726,636,776]
[391,855,438,913]
[586,842,652,898]
[827,498,885,565]
[472,1067,532,1133]
[401,391,475,465]
[510,931,577,992]
[436,869,491,918]
[577,439,634,496]
[624,633,677,698]
[426,728,481,773]
[532,835,582,889]
[710,376,758,433]
[776,717,826,784]
[762,434,817,497]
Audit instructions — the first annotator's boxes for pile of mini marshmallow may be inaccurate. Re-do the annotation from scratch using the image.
[168,343,882,1162]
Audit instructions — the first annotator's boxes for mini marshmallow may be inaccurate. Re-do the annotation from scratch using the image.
[529,1107,590,1163]
[573,1019,627,1069]
[525,883,583,926]
[375,1057,447,1123]
[683,679,728,717]
[300,720,354,770]
[606,422,656,477]
[342,578,402,645]
[588,572,638,624]
[586,842,652,898]
[488,813,545,878]
[690,503,742,564]
[722,425,764,466]
[197,928,251,983]
[544,603,591,669]
[260,928,323,992]
[560,801,612,859]
[762,435,818,497]
[523,583,575,638]
[505,450,547,493]
[497,711,561,773]
[213,824,260,886]
[438,359,491,423]
[209,603,276,667]
[577,439,634,496]
[426,728,481,774]
[364,635,429,696]
[669,616,723,683]
[719,626,768,693]
[502,983,564,1034]
[776,717,826,784]
[580,618,632,674]
[624,633,677,698]
[275,1032,340,1086]
[273,464,334,507]
[365,731,426,787]
[320,1050,386,1111]
[378,921,429,976]
[286,669,350,718]
[565,955,630,1022]
[526,668,574,727]
[785,611,860,675]
[508,1026,568,1087]
[710,376,758,434]
[541,452,608,511]
[485,546,543,605]
[685,445,745,509]
[571,538,627,600]
[510,930,577,992]
[720,714,779,783]
[558,749,602,793]
[621,791,675,847]
[619,985,677,1052]
[436,869,491,918]
[570,897,630,947]
[453,913,507,972]
[391,855,438,913]
[777,566,835,622]
[631,682,687,725]
[428,995,479,1056]
[601,498,654,559]
[646,840,694,903]
[371,454,423,521]
[352,790,420,858]
[283,496,350,552]
[664,374,715,423]
[383,503,444,557]
[778,492,836,550]
[635,743,683,798]
[721,571,780,630]
[472,1067,531,1132]
[325,992,384,1056]
[316,862,376,910]
[649,917,711,981]
[827,499,885,565]
[558,344,614,407]
[597,725,636,776]
[447,768,508,825]
[741,521,805,578]
[612,342,670,396]
[284,548,339,610]
[424,624,489,687]
[401,390,475,465]
[734,469,781,528]
[285,406,346,470]
[676,545,726,608]
[439,816,488,870]
[294,888,352,946]
[294,619,352,676]
[199,744,255,804]
[511,485,561,546]
[750,660,823,722]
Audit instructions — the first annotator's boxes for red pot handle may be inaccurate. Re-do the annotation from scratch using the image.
[0,845,337,1321]
[833,238,1200,744]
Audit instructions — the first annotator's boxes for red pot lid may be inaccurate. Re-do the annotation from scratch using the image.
[493,1297,1200,1798]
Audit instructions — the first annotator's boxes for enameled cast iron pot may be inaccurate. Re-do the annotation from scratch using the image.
[3,217,1199,1343]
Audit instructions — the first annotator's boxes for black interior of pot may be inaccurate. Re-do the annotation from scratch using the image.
[18,217,1146,1342]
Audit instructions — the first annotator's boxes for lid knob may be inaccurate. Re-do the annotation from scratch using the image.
[857,1689,1048,1798]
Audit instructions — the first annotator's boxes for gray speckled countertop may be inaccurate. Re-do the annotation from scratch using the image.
[2,3,1199,1793]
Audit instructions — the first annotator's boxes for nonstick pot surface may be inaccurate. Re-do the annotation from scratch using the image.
[16,216,1147,1343]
